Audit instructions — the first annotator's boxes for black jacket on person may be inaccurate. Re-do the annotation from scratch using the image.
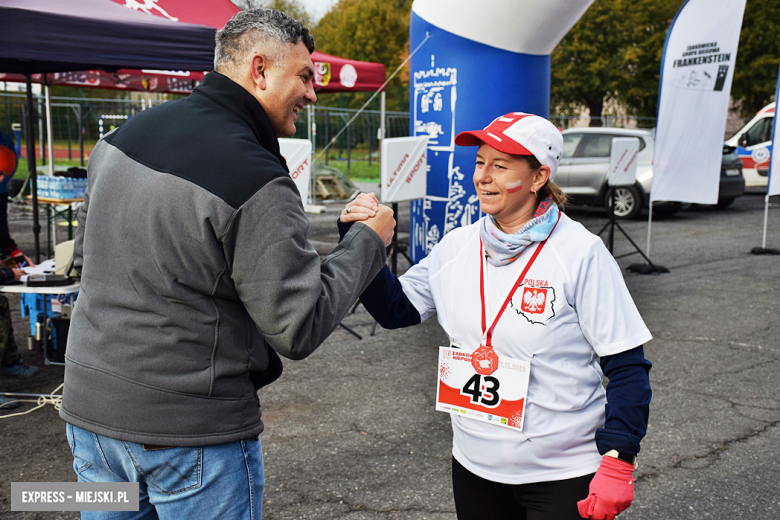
[60,72,387,447]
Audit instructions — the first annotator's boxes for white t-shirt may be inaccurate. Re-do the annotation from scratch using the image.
[399,213,652,485]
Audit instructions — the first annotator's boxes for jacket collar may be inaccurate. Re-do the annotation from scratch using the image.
[192,71,288,172]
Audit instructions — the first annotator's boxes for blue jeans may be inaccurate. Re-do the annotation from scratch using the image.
[66,424,264,520]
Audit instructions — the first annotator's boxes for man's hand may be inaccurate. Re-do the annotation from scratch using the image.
[341,192,395,246]
[341,192,379,223]
[363,204,395,247]
[12,269,24,279]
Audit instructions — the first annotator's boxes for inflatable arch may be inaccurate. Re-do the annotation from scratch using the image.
[408,0,593,262]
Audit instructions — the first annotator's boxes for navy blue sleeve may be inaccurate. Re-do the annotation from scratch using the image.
[337,218,421,329]
[337,218,354,242]
[595,345,652,456]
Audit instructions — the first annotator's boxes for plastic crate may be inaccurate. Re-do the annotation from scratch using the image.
[20,293,52,336]
[37,175,88,199]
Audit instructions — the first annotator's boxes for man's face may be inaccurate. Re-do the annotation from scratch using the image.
[260,41,317,137]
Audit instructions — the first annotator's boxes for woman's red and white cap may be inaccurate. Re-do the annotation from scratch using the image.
[455,112,563,180]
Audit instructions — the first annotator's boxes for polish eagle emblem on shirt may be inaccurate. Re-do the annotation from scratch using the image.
[522,289,546,313]
[511,285,556,325]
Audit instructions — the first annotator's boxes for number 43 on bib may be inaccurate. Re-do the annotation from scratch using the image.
[436,346,531,431]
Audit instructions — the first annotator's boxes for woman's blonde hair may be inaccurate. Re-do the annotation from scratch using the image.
[520,155,567,209]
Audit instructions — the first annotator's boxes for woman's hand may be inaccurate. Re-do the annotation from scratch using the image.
[12,269,24,280]
[341,192,379,223]
[577,455,635,520]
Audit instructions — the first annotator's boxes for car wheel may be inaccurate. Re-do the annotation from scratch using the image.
[716,197,735,208]
[604,185,643,219]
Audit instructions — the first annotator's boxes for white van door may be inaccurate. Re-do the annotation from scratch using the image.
[730,114,773,187]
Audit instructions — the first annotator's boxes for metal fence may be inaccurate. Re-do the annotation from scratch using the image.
[1,91,750,173]
[0,92,168,166]
[291,105,410,169]
[551,114,749,140]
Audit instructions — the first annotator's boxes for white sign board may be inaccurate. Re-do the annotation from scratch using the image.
[608,138,640,187]
[278,138,312,202]
[381,136,428,203]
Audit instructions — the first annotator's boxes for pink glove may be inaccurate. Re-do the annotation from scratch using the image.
[577,455,635,520]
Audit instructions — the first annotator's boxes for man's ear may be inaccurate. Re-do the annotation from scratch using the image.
[250,53,269,91]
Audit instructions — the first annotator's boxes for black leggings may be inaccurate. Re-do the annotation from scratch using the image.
[452,457,594,520]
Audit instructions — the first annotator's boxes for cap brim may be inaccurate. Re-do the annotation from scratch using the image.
[455,130,534,156]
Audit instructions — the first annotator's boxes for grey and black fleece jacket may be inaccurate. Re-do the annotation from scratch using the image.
[59,72,387,447]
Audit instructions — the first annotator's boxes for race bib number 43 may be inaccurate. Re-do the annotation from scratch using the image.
[436,346,530,431]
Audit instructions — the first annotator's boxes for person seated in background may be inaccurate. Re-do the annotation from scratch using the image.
[0,130,34,268]
[0,266,38,380]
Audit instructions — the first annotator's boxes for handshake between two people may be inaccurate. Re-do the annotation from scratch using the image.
[341,192,396,247]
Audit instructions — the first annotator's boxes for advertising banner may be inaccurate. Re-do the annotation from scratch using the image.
[651,0,747,204]
[278,139,312,202]
[381,137,428,203]
[608,137,640,187]
[768,66,780,197]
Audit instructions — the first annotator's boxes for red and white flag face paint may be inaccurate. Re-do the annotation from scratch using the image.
[505,179,523,194]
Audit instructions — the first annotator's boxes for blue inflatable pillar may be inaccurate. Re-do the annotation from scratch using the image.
[409,0,593,262]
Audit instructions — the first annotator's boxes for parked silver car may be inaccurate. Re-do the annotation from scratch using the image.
[559,127,744,219]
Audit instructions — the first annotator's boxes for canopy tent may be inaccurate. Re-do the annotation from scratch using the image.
[0,48,387,95]
[0,0,215,74]
[107,0,389,93]
[0,0,217,262]
[0,0,387,259]
[0,0,387,95]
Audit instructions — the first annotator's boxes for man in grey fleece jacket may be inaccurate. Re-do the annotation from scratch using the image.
[59,9,394,519]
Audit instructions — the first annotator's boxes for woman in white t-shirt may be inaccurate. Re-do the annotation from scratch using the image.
[339,112,652,520]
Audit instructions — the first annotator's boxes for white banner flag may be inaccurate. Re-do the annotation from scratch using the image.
[768,65,780,197]
[651,0,746,204]
[278,138,312,202]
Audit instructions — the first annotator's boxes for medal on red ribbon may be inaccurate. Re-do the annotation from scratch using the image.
[477,213,561,366]
[471,344,499,375]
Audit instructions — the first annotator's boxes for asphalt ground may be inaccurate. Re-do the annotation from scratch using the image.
[1,187,779,519]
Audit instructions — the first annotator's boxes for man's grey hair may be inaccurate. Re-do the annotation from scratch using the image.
[214,9,315,75]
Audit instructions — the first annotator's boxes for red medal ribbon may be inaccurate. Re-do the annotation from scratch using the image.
[479,213,561,350]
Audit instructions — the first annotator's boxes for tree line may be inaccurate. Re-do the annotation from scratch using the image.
[292,0,779,121]
[551,0,780,124]
[45,0,780,120]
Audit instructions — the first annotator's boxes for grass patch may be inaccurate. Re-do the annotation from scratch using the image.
[322,160,379,181]
[13,158,86,177]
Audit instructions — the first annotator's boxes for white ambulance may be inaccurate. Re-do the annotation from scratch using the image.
[725,103,774,187]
